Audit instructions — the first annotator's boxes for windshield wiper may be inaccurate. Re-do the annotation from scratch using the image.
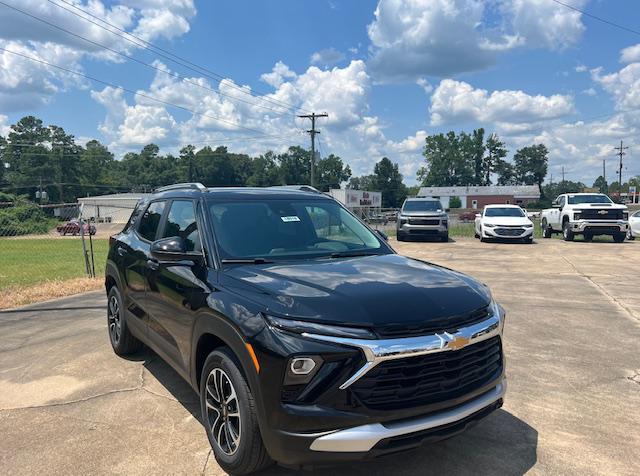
[220,258,274,264]
[329,251,378,259]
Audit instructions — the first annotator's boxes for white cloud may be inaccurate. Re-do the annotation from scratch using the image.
[575,64,588,73]
[0,0,196,111]
[582,87,596,96]
[366,0,586,82]
[429,79,574,126]
[0,114,10,137]
[416,78,433,94]
[592,63,640,111]
[620,43,640,64]
[500,0,586,51]
[310,47,345,66]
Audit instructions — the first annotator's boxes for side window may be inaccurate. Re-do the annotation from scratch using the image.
[162,200,200,252]
[138,201,166,241]
[558,196,565,208]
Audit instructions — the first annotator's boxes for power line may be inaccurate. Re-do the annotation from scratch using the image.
[0,1,295,118]
[550,0,640,38]
[614,140,628,188]
[0,46,270,135]
[46,0,311,115]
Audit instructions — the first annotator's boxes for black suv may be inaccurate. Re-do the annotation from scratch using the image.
[105,183,506,474]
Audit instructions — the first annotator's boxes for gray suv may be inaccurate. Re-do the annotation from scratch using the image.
[397,198,449,242]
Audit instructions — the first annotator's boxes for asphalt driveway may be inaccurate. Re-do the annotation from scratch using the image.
[1,238,639,475]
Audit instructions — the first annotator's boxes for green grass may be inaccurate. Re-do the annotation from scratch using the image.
[0,238,109,290]
[448,222,547,239]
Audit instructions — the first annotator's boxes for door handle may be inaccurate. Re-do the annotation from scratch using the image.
[146,259,159,271]
[116,247,126,257]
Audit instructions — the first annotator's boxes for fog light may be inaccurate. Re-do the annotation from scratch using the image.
[290,357,316,375]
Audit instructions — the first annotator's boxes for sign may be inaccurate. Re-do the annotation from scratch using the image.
[343,190,382,208]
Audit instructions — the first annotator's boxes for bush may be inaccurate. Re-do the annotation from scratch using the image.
[449,196,462,208]
[0,200,56,236]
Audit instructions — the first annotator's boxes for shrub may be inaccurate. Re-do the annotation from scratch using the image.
[0,199,56,236]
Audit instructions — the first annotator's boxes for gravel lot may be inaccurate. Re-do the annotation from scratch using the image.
[1,238,639,475]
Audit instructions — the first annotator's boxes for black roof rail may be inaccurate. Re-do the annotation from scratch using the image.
[268,185,322,194]
[154,182,207,193]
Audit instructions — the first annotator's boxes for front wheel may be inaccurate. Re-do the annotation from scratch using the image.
[440,233,449,243]
[201,349,272,475]
[107,286,142,355]
[613,232,626,243]
[542,220,552,238]
[627,229,635,241]
[562,221,574,242]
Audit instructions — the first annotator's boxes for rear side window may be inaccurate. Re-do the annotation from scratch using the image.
[138,201,165,241]
[162,200,201,252]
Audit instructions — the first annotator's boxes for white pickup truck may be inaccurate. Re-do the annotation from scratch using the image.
[540,193,629,242]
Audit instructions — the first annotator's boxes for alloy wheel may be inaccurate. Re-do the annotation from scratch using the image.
[107,295,121,345]
[205,368,241,456]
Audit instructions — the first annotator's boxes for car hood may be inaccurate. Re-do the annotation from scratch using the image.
[400,211,446,217]
[482,216,531,226]
[221,254,491,328]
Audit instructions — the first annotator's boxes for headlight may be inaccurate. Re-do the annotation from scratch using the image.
[265,314,376,339]
[523,223,533,228]
[484,223,496,228]
[623,211,629,220]
[573,212,582,220]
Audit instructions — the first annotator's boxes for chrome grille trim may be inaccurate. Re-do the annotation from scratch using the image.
[302,302,503,390]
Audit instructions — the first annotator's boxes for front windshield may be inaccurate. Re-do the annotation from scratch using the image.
[209,199,385,260]
[567,194,612,204]
[484,208,525,217]
[402,200,443,212]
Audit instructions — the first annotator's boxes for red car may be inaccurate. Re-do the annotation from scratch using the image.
[458,210,479,222]
[56,219,96,236]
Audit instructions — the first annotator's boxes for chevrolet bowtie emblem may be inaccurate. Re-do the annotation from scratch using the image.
[597,210,608,215]
[445,335,470,351]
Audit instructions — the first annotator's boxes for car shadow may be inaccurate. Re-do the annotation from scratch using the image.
[481,238,536,245]
[131,349,538,476]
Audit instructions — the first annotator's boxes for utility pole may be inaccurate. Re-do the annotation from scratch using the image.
[603,159,606,183]
[614,140,628,194]
[561,166,565,184]
[298,112,328,187]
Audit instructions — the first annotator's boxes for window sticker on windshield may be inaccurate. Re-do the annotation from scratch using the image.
[281,216,300,222]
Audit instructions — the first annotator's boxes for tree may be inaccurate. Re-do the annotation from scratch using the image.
[513,144,548,197]
[315,154,351,191]
[495,160,516,185]
[421,131,474,186]
[483,133,507,185]
[348,175,375,190]
[449,196,462,208]
[372,157,407,208]
[246,151,281,187]
[277,146,310,185]
[593,175,608,194]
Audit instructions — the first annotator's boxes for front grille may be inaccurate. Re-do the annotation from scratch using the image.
[350,336,502,410]
[409,218,440,226]
[376,305,490,338]
[578,208,623,220]
[495,227,524,236]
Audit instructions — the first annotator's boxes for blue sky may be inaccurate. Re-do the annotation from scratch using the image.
[2,0,640,184]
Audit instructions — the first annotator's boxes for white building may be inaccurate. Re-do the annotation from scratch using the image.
[417,185,540,209]
[78,193,149,223]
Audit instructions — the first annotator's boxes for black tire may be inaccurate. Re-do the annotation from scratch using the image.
[583,232,593,242]
[562,220,574,242]
[613,232,626,243]
[107,286,142,355]
[542,220,552,238]
[524,235,533,244]
[440,233,449,243]
[627,229,635,241]
[396,231,407,242]
[200,349,272,475]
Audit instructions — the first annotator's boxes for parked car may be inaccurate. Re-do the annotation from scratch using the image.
[474,205,534,243]
[106,183,506,474]
[396,198,449,242]
[56,219,96,235]
[540,193,629,242]
[628,210,640,240]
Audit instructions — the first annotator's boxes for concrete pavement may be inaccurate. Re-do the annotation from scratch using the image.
[1,238,639,475]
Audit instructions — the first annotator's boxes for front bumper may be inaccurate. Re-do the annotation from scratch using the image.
[397,222,448,236]
[256,304,506,465]
[310,381,506,452]
[569,220,628,234]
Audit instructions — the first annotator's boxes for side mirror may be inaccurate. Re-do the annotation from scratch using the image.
[375,229,389,241]
[150,236,203,265]
[475,213,481,218]
[551,200,559,208]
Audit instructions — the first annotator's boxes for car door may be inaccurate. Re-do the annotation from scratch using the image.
[118,200,166,322]
[145,199,211,377]
[550,196,564,229]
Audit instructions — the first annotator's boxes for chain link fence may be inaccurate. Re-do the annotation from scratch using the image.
[0,200,135,307]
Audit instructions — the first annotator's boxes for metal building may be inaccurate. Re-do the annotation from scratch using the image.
[417,185,540,209]
[77,193,149,223]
